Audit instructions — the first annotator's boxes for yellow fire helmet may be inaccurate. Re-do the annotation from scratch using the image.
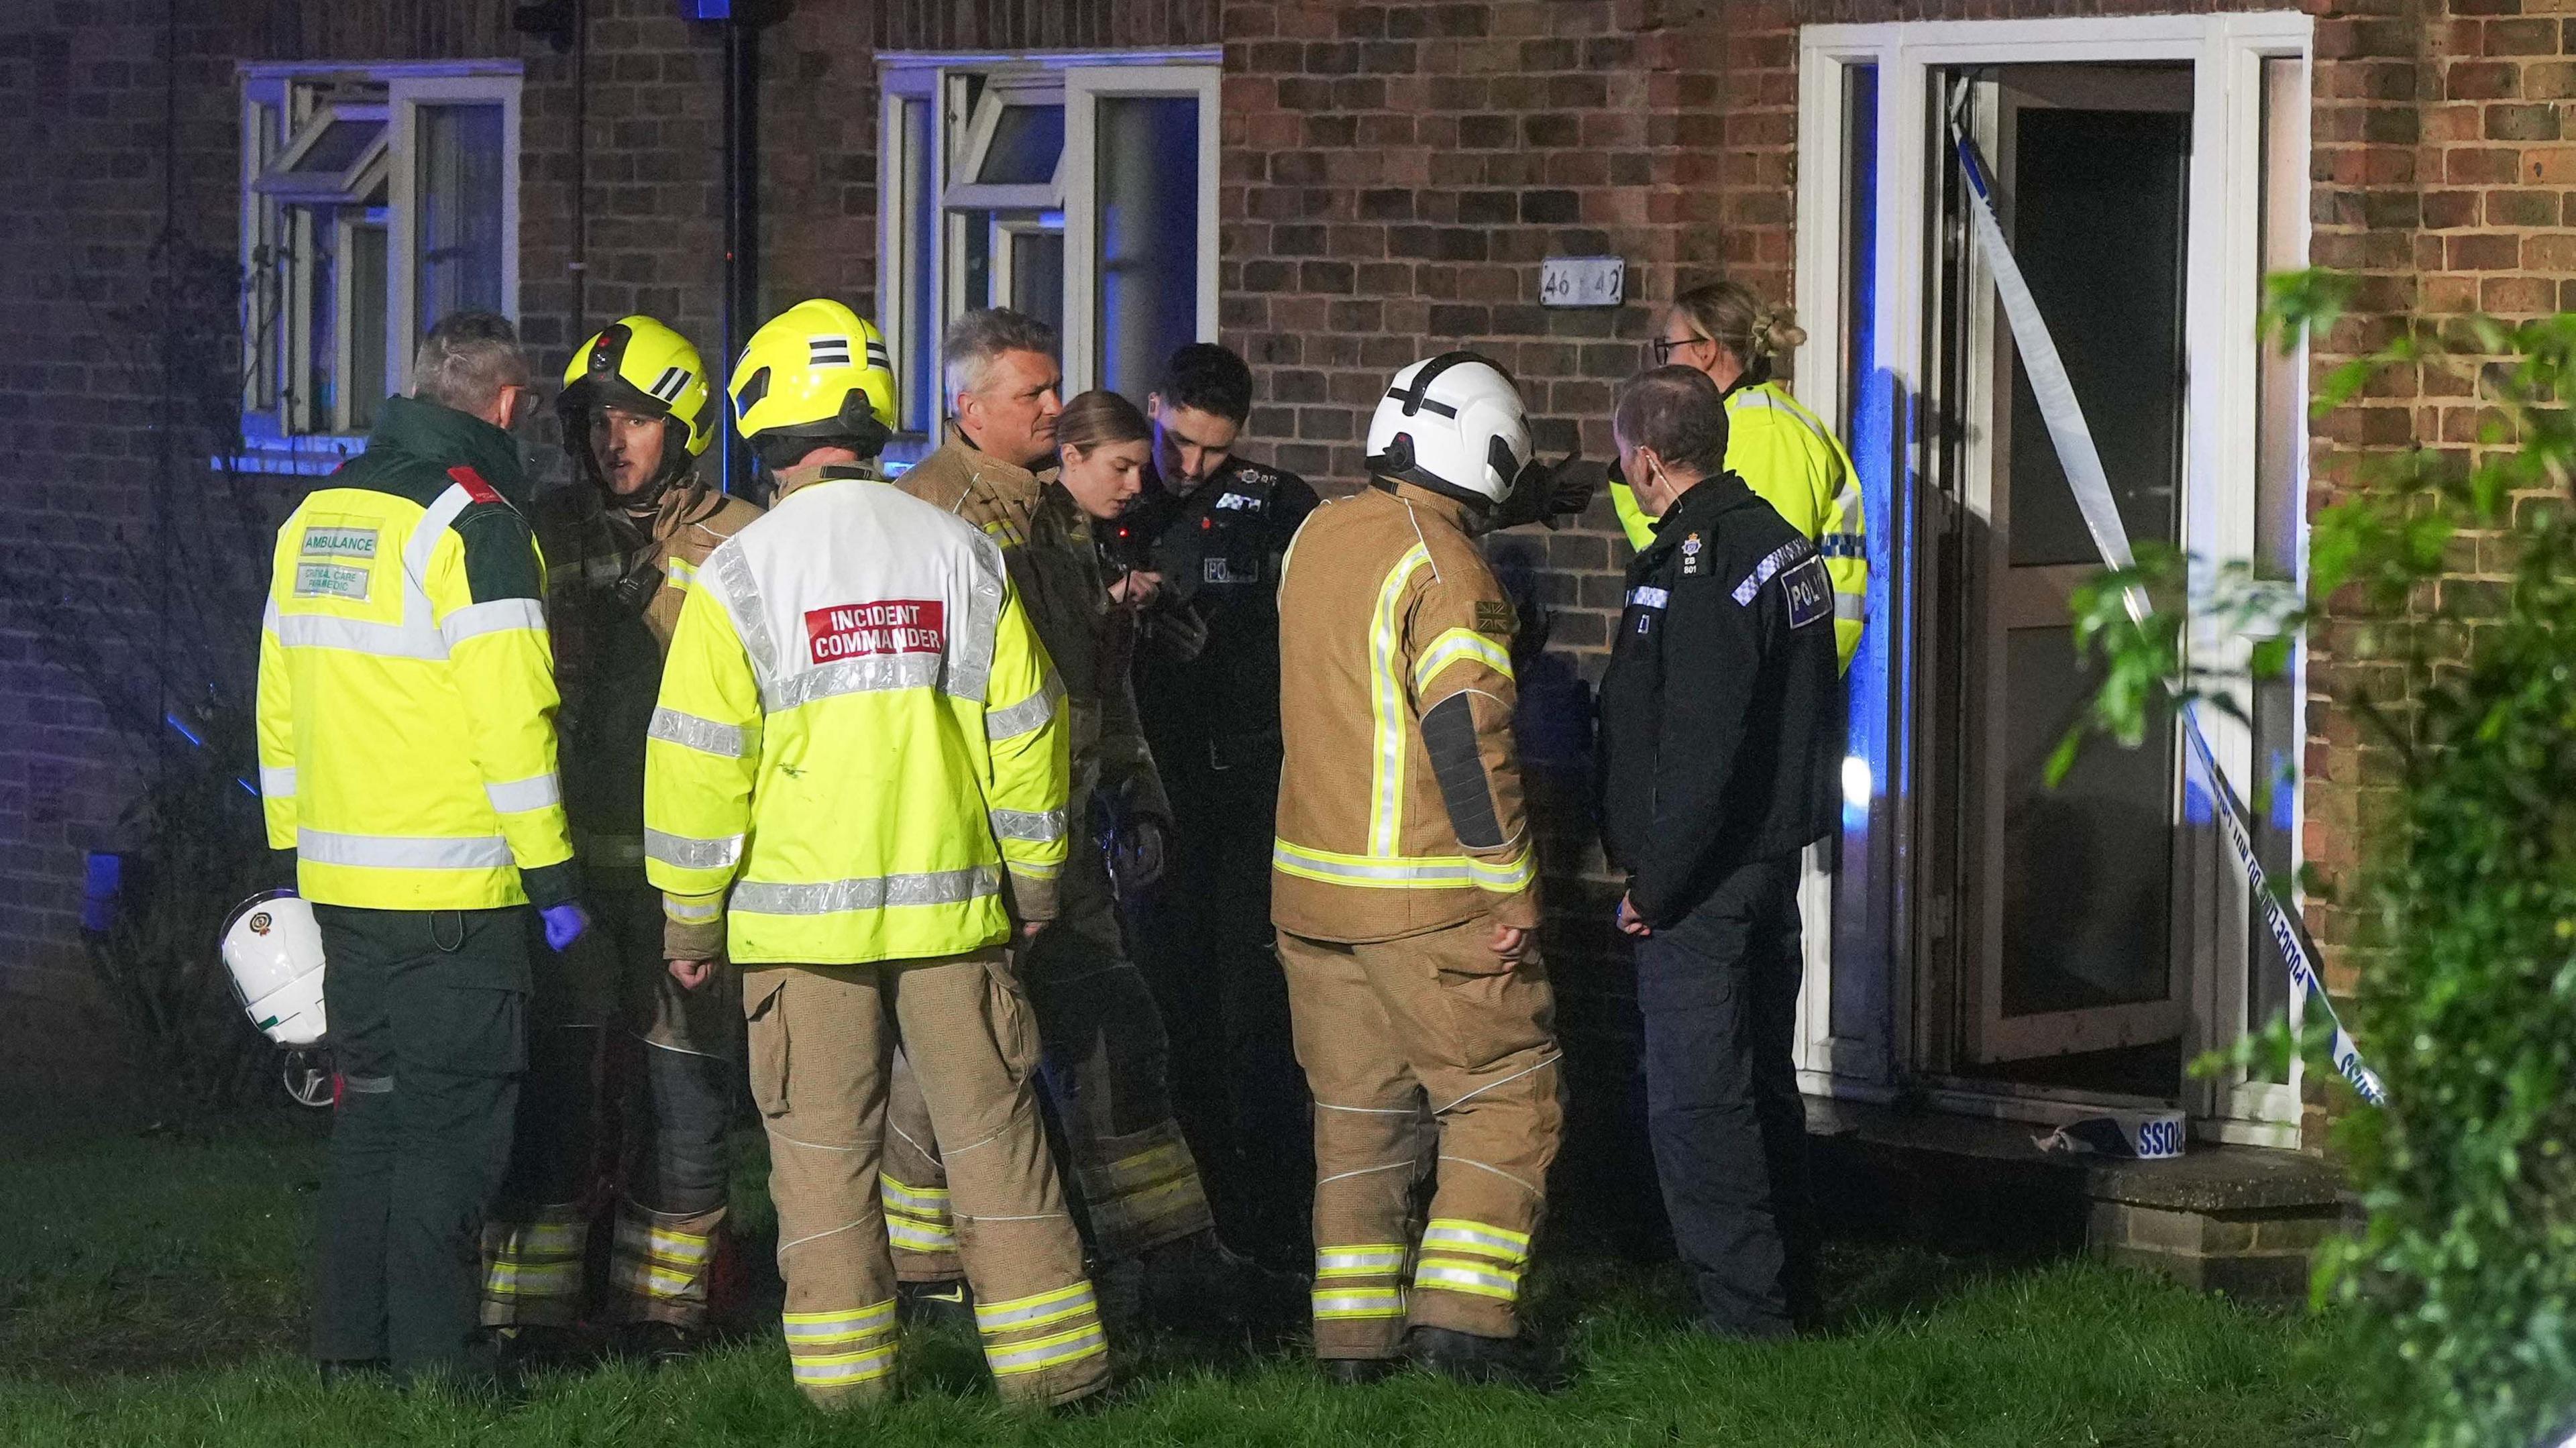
[729,298,898,470]
[558,315,716,495]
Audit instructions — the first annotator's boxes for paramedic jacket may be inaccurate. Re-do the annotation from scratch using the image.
[1597,470,1840,930]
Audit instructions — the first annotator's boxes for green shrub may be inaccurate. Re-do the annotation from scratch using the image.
[2065,272,2576,1447]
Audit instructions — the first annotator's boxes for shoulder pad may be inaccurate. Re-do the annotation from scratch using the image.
[446,465,504,504]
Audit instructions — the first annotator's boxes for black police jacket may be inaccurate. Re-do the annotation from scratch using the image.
[1598,471,1841,928]
[1126,455,1320,777]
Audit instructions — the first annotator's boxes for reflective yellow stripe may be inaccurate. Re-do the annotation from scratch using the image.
[666,557,698,591]
[1412,626,1514,694]
[1313,1287,1407,1319]
[1316,1243,1408,1279]
[792,1343,897,1386]
[1273,839,1474,889]
[483,1262,582,1297]
[1464,846,1534,893]
[1413,1257,1521,1301]
[975,1280,1099,1333]
[887,1217,960,1253]
[1421,1219,1530,1262]
[1368,544,1434,855]
[879,1174,951,1214]
[783,1300,897,1345]
[613,1263,698,1300]
[984,1322,1108,1376]
[663,892,722,924]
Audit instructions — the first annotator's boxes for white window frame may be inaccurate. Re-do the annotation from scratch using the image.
[877,49,1220,459]
[233,60,521,472]
[1788,13,2314,1147]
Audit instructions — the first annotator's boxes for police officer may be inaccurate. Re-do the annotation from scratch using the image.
[890,311,1285,1331]
[258,311,589,1386]
[479,317,760,1362]
[648,298,1109,1409]
[1273,353,1565,1388]
[1597,366,1839,1340]
[1119,343,1319,1265]
[1610,282,1870,673]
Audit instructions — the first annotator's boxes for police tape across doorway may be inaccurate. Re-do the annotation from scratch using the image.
[1949,126,2389,1110]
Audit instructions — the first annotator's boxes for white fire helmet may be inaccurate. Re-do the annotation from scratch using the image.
[1363,351,1536,510]
[221,891,328,1048]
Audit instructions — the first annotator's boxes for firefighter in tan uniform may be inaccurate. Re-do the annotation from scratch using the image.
[886,308,1283,1331]
[1274,353,1567,1388]
[480,318,760,1361]
[647,298,1108,1408]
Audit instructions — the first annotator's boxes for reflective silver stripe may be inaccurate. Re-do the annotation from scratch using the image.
[260,764,297,798]
[1312,1289,1407,1319]
[583,833,648,867]
[782,1302,896,1343]
[662,893,722,922]
[984,1324,1106,1376]
[974,1282,1097,1333]
[298,827,513,870]
[706,540,781,682]
[765,652,942,712]
[1627,586,1669,609]
[484,1263,582,1295]
[887,1218,960,1251]
[1835,592,1867,620]
[648,706,751,759]
[984,673,1061,740]
[483,772,561,815]
[270,610,447,659]
[1316,1247,1407,1276]
[441,597,547,649]
[988,807,1067,844]
[645,828,742,871]
[1271,842,1472,885]
[791,1346,896,1384]
[879,1176,950,1213]
[730,865,999,915]
[1421,1222,1529,1262]
[1413,1260,1520,1299]
[408,482,476,577]
[948,535,1008,703]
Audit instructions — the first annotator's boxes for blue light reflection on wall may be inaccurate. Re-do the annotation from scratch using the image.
[1841,64,1888,840]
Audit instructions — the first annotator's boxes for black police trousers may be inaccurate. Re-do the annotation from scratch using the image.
[1132,755,1315,1267]
[311,904,529,1379]
[1633,854,1815,1339]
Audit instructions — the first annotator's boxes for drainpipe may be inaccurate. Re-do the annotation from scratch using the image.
[720,15,760,496]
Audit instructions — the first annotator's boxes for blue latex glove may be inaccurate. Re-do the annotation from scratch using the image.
[540,901,591,954]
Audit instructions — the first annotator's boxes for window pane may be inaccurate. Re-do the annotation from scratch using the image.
[350,224,388,431]
[1010,229,1065,339]
[247,102,284,412]
[1093,94,1199,401]
[2249,54,2306,1036]
[979,103,1064,186]
[277,113,382,182]
[416,102,504,335]
[304,211,339,431]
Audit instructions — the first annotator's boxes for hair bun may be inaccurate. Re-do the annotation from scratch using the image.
[1756,308,1808,357]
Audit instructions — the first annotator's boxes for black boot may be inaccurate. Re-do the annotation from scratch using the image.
[1319,1356,1398,1387]
[621,1320,710,1369]
[1403,1326,1565,1392]
[483,1323,592,1374]
[896,1278,978,1333]
[1138,1230,1307,1337]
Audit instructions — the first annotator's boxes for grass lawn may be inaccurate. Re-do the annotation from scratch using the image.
[0,1105,2361,1447]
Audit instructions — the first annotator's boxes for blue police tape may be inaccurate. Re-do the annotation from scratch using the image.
[1953,126,2387,1109]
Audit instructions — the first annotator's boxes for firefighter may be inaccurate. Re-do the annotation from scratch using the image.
[478,317,760,1363]
[1273,352,1566,1388]
[886,309,1287,1333]
[1610,282,1870,672]
[647,298,1108,1409]
[1597,366,1840,1339]
[1119,343,1320,1268]
[258,311,590,1386]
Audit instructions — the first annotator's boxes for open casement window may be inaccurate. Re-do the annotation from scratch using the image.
[237,63,519,469]
[878,52,1219,469]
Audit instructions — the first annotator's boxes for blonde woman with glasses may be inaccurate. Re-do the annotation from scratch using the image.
[1615,282,1870,672]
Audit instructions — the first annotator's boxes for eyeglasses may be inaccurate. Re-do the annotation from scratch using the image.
[1646,335,1710,367]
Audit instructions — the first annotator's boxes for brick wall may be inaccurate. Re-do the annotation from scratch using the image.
[0,0,2509,1144]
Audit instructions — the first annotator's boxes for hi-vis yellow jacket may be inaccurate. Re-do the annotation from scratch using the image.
[257,394,580,911]
[1612,378,1869,673]
[644,464,1071,966]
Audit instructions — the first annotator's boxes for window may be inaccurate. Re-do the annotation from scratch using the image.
[237,62,521,467]
[878,52,1219,465]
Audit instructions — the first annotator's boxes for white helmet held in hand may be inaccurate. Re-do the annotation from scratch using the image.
[1364,351,1536,511]
[221,891,329,1048]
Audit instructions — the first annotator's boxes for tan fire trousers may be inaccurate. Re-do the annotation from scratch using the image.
[1277,915,1564,1360]
[744,951,1110,1408]
[881,844,1214,1283]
